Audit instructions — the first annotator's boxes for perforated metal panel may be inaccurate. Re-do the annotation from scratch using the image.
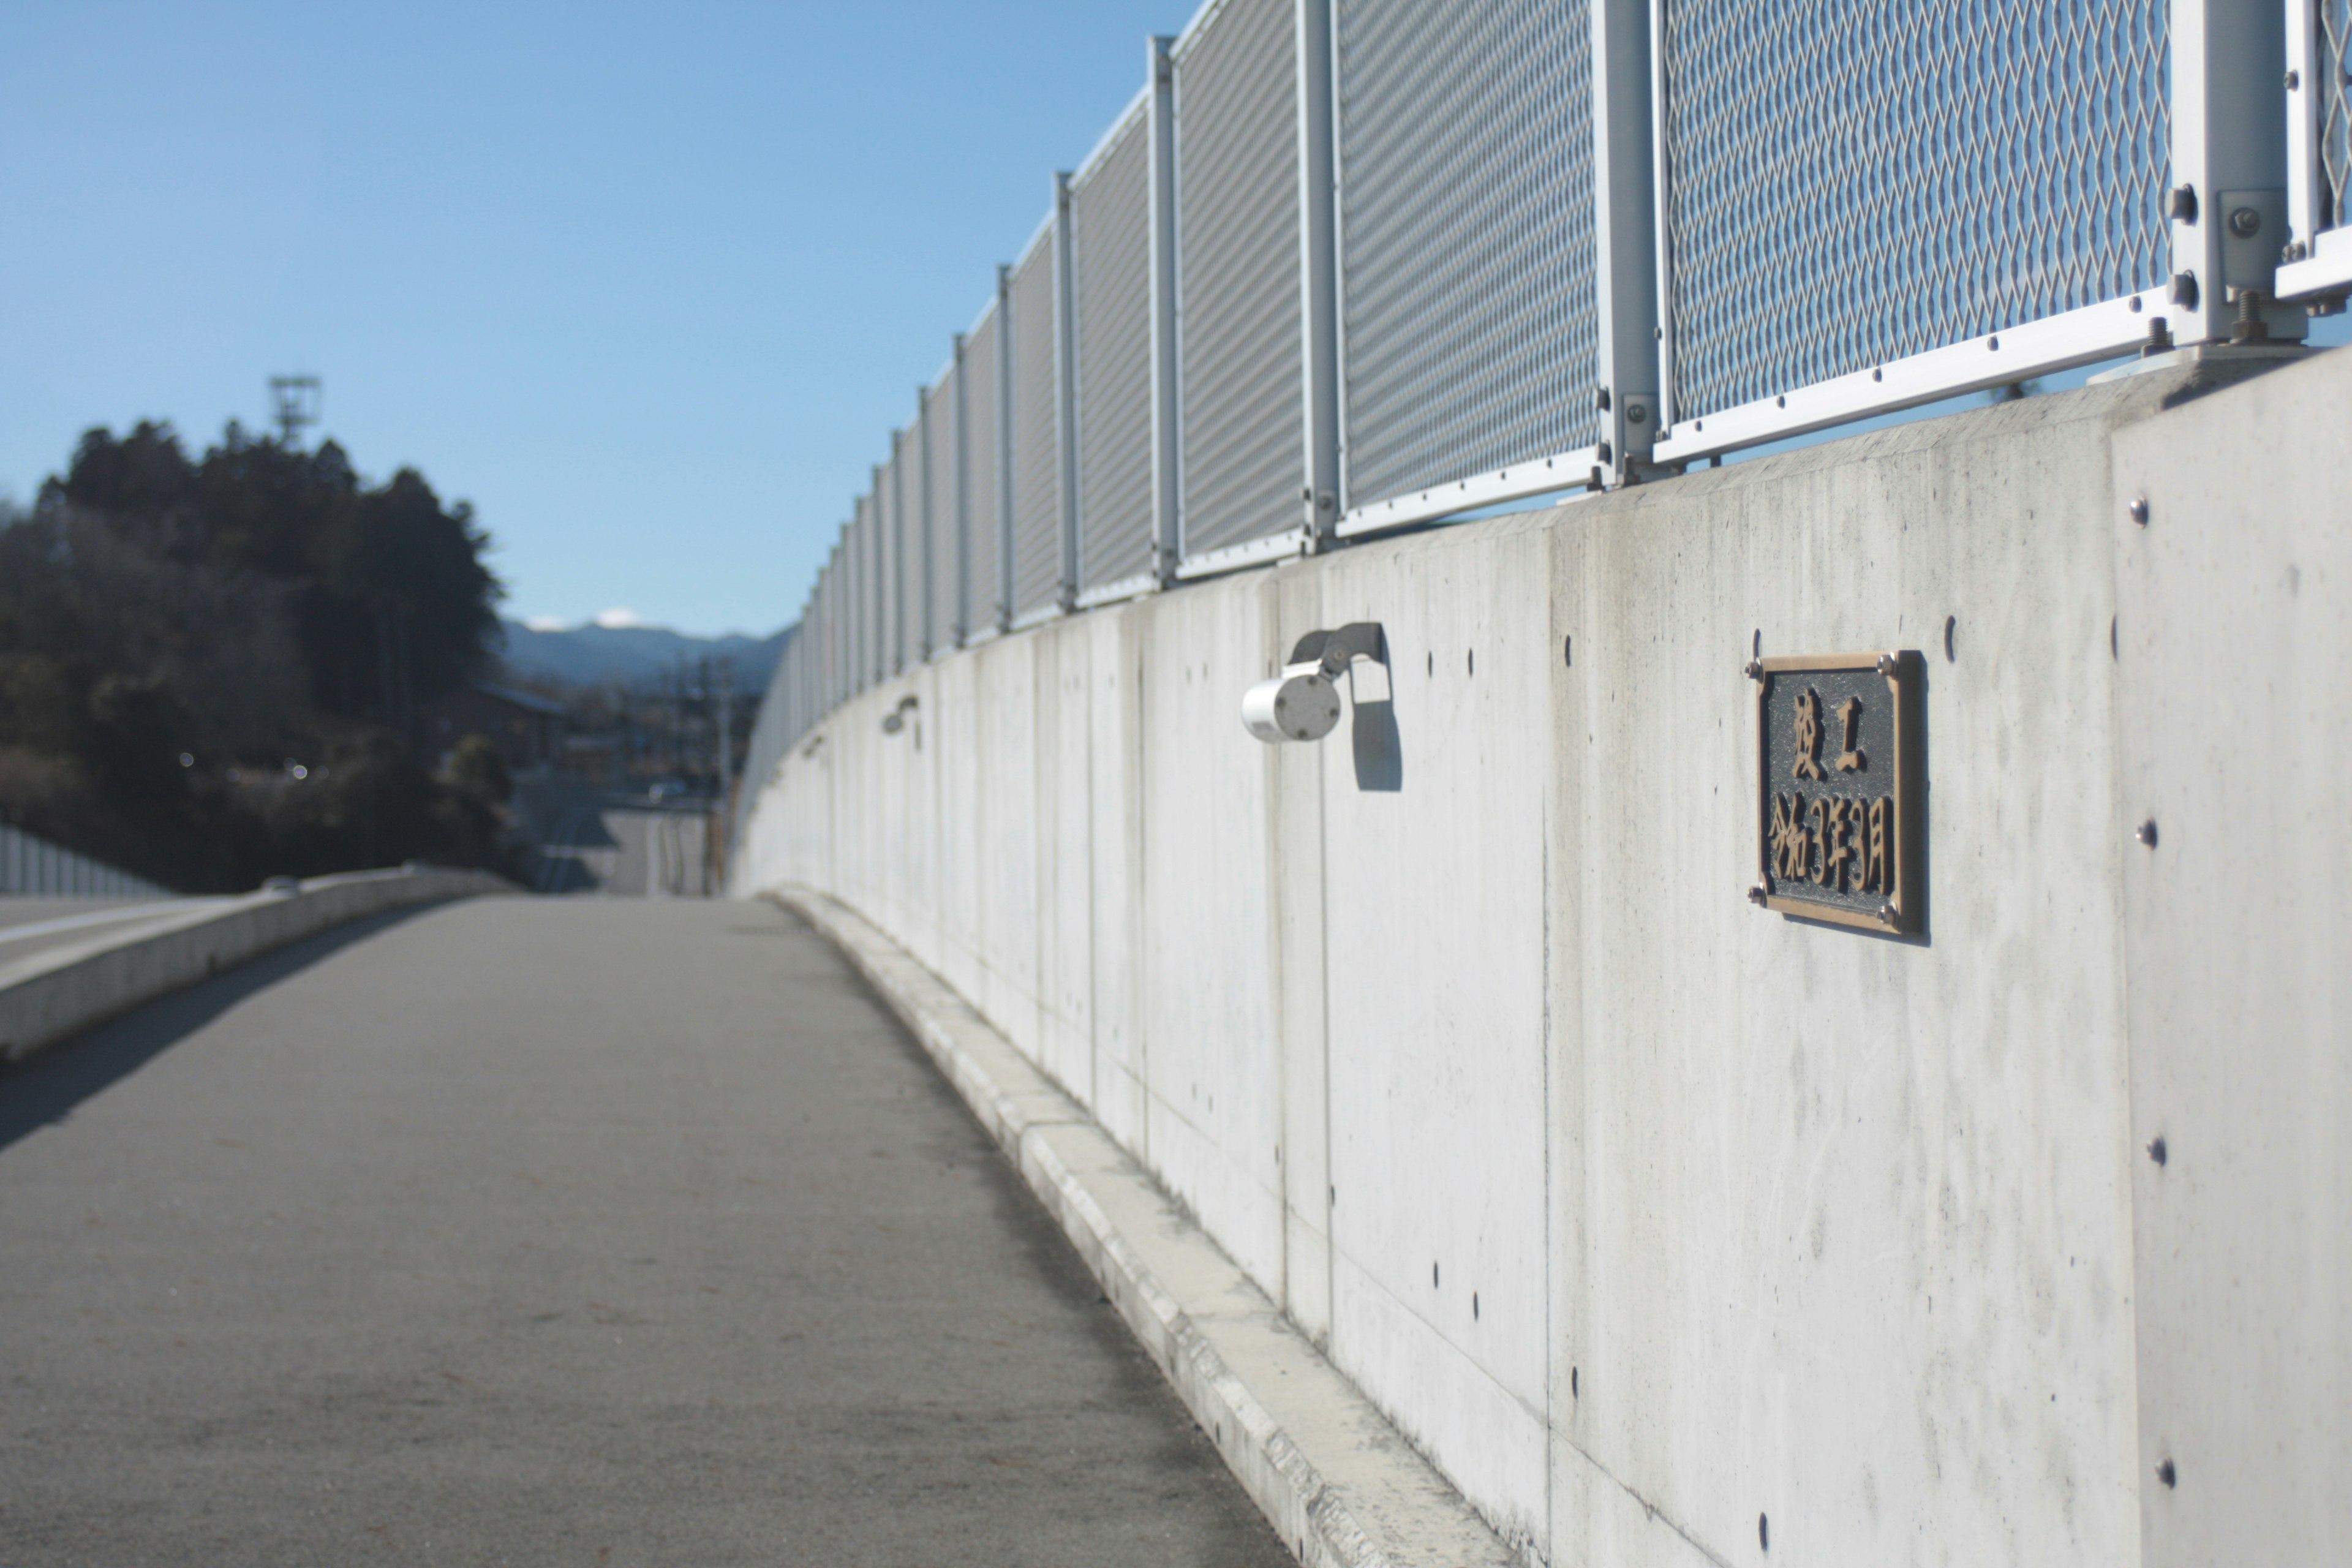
[922,372,957,649]
[2324,0,2351,232]
[963,307,1006,634]
[1072,109,1156,594]
[1008,227,1064,620]
[1174,0,1304,558]
[1661,0,2170,423]
[1334,0,1600,510]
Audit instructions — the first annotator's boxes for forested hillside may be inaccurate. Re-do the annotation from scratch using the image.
[0,421,512,890]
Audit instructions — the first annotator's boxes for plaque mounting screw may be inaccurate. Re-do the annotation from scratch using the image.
[1747,884,1768,906]
[1877,902,1898,927]
[2127,496,2149,526]
[1744,659,1764,681]
[1875,652,1899,678]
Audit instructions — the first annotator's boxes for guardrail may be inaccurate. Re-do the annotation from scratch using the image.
[736,0,2335,810]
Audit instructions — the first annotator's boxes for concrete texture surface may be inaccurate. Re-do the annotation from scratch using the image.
[0,896,1291,1567]
[732,347,2352,1566]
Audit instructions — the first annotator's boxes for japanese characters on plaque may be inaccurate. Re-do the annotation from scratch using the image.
[1751,651,1923,933]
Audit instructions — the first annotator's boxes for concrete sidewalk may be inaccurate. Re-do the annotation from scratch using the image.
[0,897,1291,1566]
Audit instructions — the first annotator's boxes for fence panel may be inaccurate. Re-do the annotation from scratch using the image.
[1333,0,1601,533]
[2284,0,2352,298]
[1008,224,1065,622]
[923,370,957,651]
[1172,0,1305,567]
[0,821,170,899]
[1072,102,1158,602]
[1657,0,2169,437]
[963,306,1006,636]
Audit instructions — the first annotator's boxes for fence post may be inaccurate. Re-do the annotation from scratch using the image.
[951,331,970,644]
[915,393,933,662]
[1295,0,1341,545]
[1147,34,1182,584]
[1052,172,1081,611]
[1593,0,1662,483]
[996,263,1018,632]
[2170,0,2305,344]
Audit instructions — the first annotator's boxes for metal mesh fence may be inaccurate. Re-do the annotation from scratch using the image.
[1072,108,1156,594]
[2324,0,2351,232]
[924,372,957,650]
[1660,0,2171,423]
[1175,0,1303,558]
[0,820,170,898]
[1008,227,1064,620]
[1334,0,1600,510]
[964,307,1006,634]
[898,419,928,664]
[876,454,902,676]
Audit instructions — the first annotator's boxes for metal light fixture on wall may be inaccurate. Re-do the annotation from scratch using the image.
[1242,624,1386,743]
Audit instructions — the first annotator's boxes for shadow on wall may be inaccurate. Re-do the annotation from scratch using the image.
[1352,699,1401,792]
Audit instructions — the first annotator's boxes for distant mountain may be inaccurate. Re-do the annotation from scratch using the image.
[494,619,794,693]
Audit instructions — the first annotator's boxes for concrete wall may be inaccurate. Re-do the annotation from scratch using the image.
[732,350,2350,1567]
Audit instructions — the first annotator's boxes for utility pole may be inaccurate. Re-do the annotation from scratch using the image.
[269,375,322,447]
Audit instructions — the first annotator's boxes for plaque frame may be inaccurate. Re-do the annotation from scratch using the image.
[1752,649,1924,934]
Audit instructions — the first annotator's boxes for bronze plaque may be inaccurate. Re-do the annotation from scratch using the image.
[1753,651,1923,933]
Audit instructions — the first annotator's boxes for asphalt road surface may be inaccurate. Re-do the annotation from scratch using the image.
[531,807,710,897]
[0,897,1290,1566]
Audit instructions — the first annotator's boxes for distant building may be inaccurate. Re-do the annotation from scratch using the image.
[425,682,571,772]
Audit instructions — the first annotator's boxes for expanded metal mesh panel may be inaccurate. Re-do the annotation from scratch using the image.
[1662,0,2170,421]
[1335,0,1599,508]
[1071,111,1156,592]
[963,308,1005,632]
[1008,230,1063,619]
[923,374,957,648]
[1175,0,1303,556]
[2324,0,2351,231]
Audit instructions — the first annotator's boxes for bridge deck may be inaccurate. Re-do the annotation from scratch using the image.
[0,897,1287,1565]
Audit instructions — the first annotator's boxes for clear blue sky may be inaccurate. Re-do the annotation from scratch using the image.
[1,1,1175,636]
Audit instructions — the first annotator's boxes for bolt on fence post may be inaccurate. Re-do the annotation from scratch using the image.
[1593,0,1662,483]
[1147,34,1182,584]
[1295,0,1341,545]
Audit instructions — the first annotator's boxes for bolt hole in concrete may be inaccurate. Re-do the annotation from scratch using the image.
[1760,1512,1770,1551]
[1432,1261,1439,1287]
[1427,651,1433,676]
[2149,1134,2169,1166]
[1467,650,1474,676]
[1563,634,1572,667]
[1472,1291,1479,1320]
[1570,1366,1578,1398]
[1943,615,1956,662]
[2137,819,2160,848]
[2158,1458,2177,1488]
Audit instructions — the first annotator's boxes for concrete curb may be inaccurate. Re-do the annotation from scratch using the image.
[0,866,519,1066]
[777,887,1519,1568]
